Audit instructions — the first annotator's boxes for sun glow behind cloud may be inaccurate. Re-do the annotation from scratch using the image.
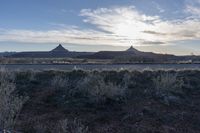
[80,6,200,46]
[0,0,200,48]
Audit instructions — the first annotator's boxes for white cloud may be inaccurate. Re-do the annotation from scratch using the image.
[185,0,200,16]
[80,6,200,46]
[0,5,200,47]
[152,2,165,13]
[0,28,125,46]
[185,5,200,16]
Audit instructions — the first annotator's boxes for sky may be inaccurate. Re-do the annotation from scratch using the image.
[0,0,200,55]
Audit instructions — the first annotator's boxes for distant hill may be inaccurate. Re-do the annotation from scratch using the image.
[7,44,200,63]
[51,44,68,52]
[9,44,94,58]
[0,52,17,57]
[79,46,178,62]
[126,46,139,52]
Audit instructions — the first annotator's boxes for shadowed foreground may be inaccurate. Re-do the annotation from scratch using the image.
[1,69,200,133]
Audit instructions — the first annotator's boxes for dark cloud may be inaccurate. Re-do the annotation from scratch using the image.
[143,31,167,35]
[141,41,166,45]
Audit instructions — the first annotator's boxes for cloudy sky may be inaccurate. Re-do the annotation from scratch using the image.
[0,0,200,55]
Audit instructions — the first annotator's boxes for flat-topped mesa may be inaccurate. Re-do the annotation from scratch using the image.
[51,44,68,52]
[126,46,139,52]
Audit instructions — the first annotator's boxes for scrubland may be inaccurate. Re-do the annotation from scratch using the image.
[0,69,200,133]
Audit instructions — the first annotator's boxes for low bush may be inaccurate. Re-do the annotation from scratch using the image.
[51,75,69,90]
[6,69,200,133]
[153,72,184,105]
[76,73,126,104]
[0,68,28,130]
[55,118,89,133]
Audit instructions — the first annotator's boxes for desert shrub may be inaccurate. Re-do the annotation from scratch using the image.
[27,70,37,82]
[51,75,69,89]
[33,122,48,133]
[153,72,184,105]
[122,71,154,99]
[0,68,28,130]
[54,118,89,133]
[32,118,89,133]
[76,73,126,104]
[122,73,135,88]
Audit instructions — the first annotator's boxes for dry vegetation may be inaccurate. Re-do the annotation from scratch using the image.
[0,69,200,132]
[0,68,28,131]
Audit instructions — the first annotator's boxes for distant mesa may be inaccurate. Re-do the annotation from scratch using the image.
[3,44,197,63]
[81,46,141,59]
[8,44,93,58]
[7,44,179,62]
[51,44,68,52]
